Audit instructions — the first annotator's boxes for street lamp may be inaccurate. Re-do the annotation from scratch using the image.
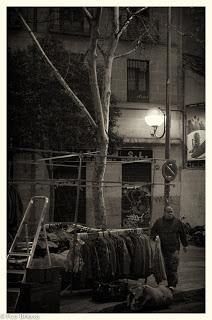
[145,107,166,138]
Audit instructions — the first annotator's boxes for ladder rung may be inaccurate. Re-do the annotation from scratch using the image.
[7,288,21,293]
[8,282,23,288]
[16,248,33,252]
[8,252,31,257]
[16,248,33,251]
[7,196,50,280]
[17,241,33,245]
[7,270,26,275]
[16,246,33,249]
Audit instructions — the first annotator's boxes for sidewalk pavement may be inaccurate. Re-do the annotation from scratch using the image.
[178,244,205,291]
[146,244,205,291]
[60,245,205,313]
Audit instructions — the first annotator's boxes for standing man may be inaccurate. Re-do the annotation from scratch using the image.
[150,206,188,290]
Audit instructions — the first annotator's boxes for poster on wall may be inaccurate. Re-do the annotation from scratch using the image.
[121,160,152,228]
[122,185,151,228]
[186,104,205,164]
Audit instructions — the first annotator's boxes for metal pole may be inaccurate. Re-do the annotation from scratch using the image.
[65,155,83,294]
[74,155,82,223]
[164,7,172,207]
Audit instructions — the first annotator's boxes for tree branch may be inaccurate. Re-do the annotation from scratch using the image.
[140,16,157,44]
[82,7,93,21]
[117,7,148,38]
[101,8,120,132]
[113,7,119,35]
[16,9,97,129]
[114,37,145,59]
[86,8,108,141]
[106,8,120,57]
[64,52,71,80]
[171,23,205,47]
[97,43,107,62]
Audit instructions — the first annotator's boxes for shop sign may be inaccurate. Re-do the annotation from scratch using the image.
[58,148,153,162]
[118,149,153,160]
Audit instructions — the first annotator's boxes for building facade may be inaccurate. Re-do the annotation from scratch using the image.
[7,7,205,230]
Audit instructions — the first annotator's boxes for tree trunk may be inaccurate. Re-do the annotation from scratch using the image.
[87,8,120,229]
[87,10,109,228]
[92,140,108,229]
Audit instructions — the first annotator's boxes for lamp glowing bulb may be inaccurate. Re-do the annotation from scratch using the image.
[145,108,164,127]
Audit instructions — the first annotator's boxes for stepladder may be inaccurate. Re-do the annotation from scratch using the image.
[7,196,51,313]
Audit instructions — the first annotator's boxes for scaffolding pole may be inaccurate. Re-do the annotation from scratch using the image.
[164,7,172,207]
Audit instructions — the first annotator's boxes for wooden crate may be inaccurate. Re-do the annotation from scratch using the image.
[19,267,62,313]
[26,266,62,283]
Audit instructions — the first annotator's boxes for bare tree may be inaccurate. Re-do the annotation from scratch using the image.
[17,7,150,229]
[83,7,148,228]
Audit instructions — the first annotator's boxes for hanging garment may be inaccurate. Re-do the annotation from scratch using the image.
[104,234,117,279]
[65,239,84,273]
[128,233,145,278]
[120,234,134,261]
[136,233,147,278]
[152,237,167,284]
[110,234,121,277]
[80,240,93,288]
[140,233,153,278]
[95,236,112,281]
[110,234,129,278]
[119,236,131,277]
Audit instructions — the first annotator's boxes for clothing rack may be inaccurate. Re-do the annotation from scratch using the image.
[44,222,101,233]
[44,223,149,239]
[40,223,166,292]
[76,227,149,240]
[44,223,149,233]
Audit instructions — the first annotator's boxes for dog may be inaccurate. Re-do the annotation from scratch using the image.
[127,284,173,311]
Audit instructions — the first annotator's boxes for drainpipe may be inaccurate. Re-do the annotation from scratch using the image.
[164,7,172,207]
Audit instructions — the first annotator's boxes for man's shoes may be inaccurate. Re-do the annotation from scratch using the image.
[168,286,175,292]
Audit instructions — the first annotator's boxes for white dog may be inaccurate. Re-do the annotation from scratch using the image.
[127,284,173,311]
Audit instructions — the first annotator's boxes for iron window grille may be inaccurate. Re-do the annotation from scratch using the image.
[49,8,86,35]
[127,59,149,102]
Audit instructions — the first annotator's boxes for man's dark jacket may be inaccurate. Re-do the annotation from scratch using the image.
[150,216,188,253]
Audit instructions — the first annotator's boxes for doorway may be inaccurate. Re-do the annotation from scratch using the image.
[53,161,86,224]
[122,161,152,228]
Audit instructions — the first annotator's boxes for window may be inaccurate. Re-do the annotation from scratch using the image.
[122,162,151,183]
[49,8,85,35]
[127,59,149,102]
